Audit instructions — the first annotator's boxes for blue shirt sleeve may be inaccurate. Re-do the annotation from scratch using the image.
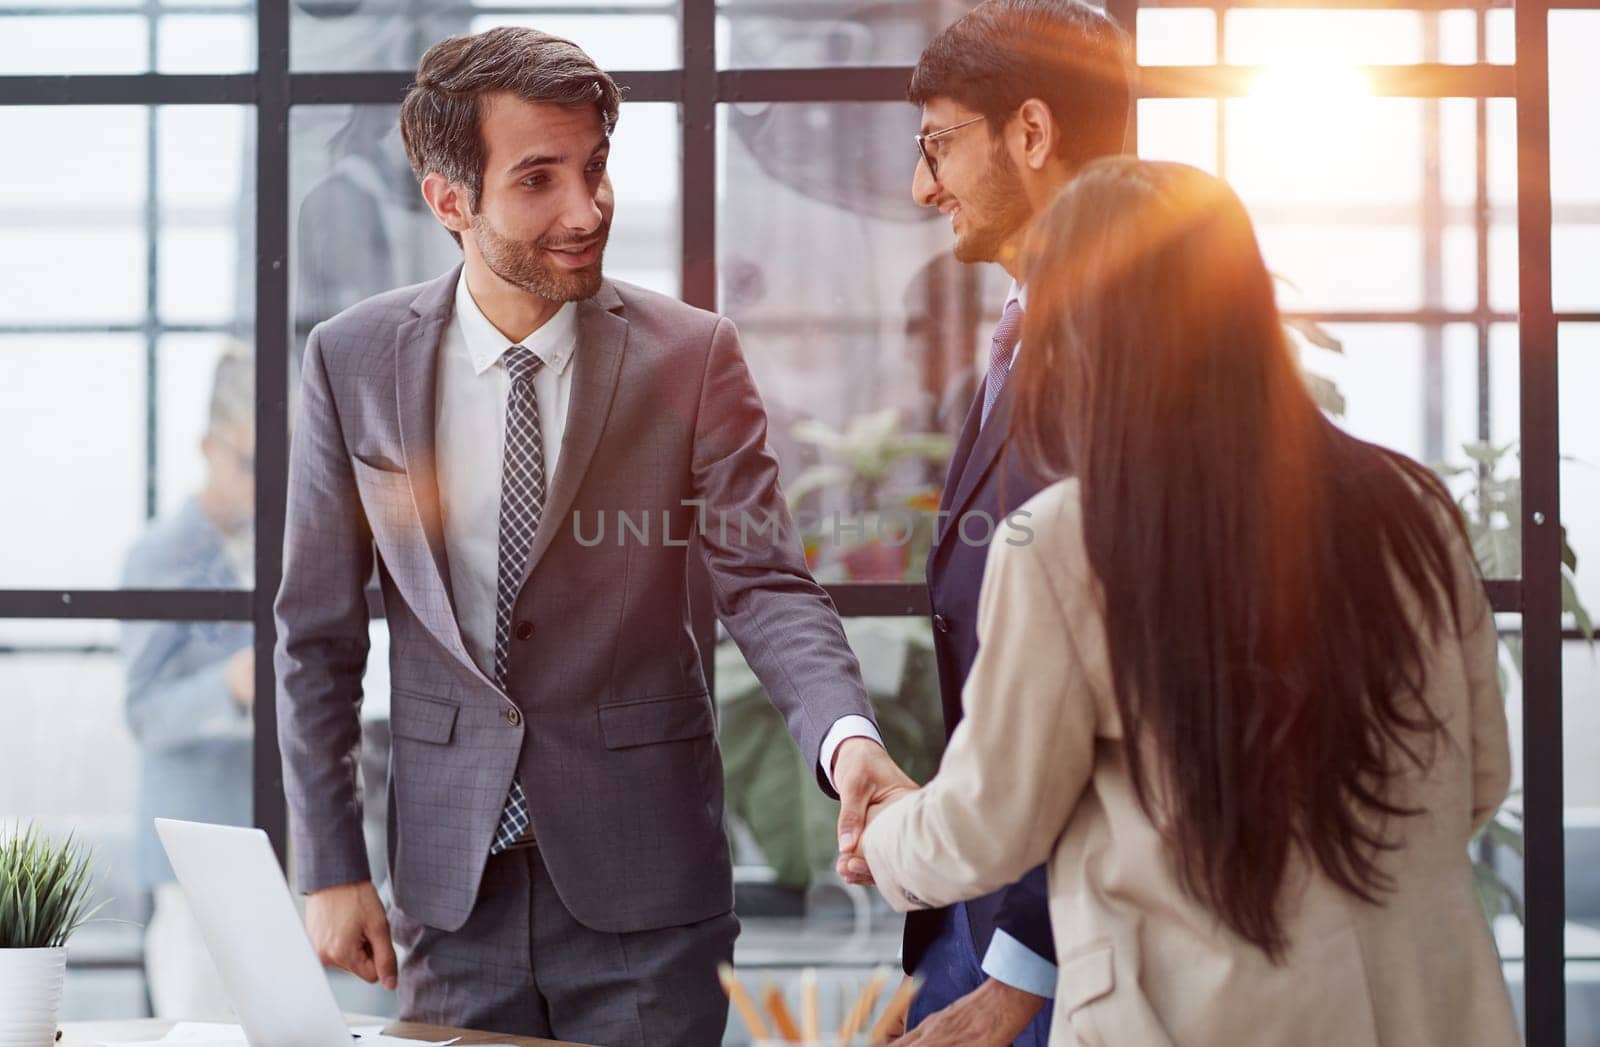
[980,929,1058,999]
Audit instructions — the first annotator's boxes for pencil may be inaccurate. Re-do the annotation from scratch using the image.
[719,963,771,1041]
[838,967,889,1043]
[800,967,819,1044]
[763,981,803,1042]
[866,975,922,1046]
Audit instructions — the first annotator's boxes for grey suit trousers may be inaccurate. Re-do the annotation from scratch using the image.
[389,844,738,1046]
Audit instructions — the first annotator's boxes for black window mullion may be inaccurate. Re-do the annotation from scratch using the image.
[1514,0,1566,1043]
[0,589,252,619]
[0,74,257,105]
[683,0,720,693]
[253,0,291,869]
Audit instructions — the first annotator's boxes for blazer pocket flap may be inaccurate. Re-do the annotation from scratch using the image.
[390,692,458,744]
[353,452,408,475]
[1059,941,1116,1013]
[600,691,714,750]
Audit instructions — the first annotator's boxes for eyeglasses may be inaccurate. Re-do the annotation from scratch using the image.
[915,115,985,181]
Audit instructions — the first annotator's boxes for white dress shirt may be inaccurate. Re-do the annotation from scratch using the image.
[437,270,579,677]
[434,270,880,789]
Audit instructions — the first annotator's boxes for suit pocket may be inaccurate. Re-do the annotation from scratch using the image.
[353,451,407,474]
[1059,940,1175,1047]
[599,690,714,750]
[351,454,417,540]
[389,691,458,745]
[1060,940,1115,1015]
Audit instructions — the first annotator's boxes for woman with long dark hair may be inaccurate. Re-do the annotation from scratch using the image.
[859,159,1518,1045]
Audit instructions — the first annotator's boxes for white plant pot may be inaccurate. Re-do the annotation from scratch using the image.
[0,947,68,1047]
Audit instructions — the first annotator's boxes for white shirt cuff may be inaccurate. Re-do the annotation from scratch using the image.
[981,930,1058,999]
[818,714,884,792]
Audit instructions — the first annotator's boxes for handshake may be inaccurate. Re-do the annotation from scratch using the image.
[830,737,921,888]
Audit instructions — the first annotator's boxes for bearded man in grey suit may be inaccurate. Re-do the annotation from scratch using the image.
[274,27,914,1045]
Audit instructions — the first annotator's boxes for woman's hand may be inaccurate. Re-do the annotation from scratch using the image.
[837,783,919,885]
[867,783,918,824]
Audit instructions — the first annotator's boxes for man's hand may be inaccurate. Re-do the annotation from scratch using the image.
[832,737,917,886]
[896,978,1046,1046]
[305,880,397,990]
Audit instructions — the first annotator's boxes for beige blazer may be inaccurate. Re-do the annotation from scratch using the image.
[864,478,1519,1047]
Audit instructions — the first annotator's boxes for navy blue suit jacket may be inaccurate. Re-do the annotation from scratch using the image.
[903,377,1056,975]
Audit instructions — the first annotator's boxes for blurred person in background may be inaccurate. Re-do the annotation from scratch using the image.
[858,159,1519,1046]
[120,346,255,1019]
[296,105,461,345]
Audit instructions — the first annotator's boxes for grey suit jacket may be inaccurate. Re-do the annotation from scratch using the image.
[275,264,873,934]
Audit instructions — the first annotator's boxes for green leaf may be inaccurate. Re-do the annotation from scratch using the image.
[1482,817,1525,858]
[883,433,956,463]
[1563,569,1595,641]
[1303,373,1347,417]
[784,464,856,509]
[1285,317,1345,354]
[1561,524,1579,574]
[1473,862,1503,929]
[0,822,106,949]
[791,418,848,454]
[788,409,955,520]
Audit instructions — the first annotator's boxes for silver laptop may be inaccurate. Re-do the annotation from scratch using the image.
[154,818,351,1046]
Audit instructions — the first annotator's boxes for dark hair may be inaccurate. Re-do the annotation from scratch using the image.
[908,0,1132,171]
[1011,158,1473,959]
[400,27,622,246]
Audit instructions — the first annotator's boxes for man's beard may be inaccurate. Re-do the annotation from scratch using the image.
[954,145,1033,264]
[471,214,610,303]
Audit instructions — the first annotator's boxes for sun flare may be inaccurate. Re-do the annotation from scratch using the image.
[1249,62,1374,120]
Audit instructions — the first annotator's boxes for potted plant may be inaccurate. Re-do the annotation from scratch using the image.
[1435,438,1594,925]
[0,824,106,1047]
[786,408,952,583]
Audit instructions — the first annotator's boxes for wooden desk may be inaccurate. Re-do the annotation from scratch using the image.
[57,1016,591,1047]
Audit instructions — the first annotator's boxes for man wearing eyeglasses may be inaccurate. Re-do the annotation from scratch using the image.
[835,2,1133,1044]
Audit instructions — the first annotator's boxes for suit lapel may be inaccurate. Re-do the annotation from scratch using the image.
[395,265,493,686]
[932,379,1016,560]
[935,387,986,544]
[517,280,628,591]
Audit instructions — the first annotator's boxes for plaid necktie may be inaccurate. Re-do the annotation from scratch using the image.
[981,299,1024,429]
[489,345,546,854]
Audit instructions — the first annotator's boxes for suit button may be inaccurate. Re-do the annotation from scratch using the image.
[933,613,951,635]
[505,707,522,727]
[514,620,534,641]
